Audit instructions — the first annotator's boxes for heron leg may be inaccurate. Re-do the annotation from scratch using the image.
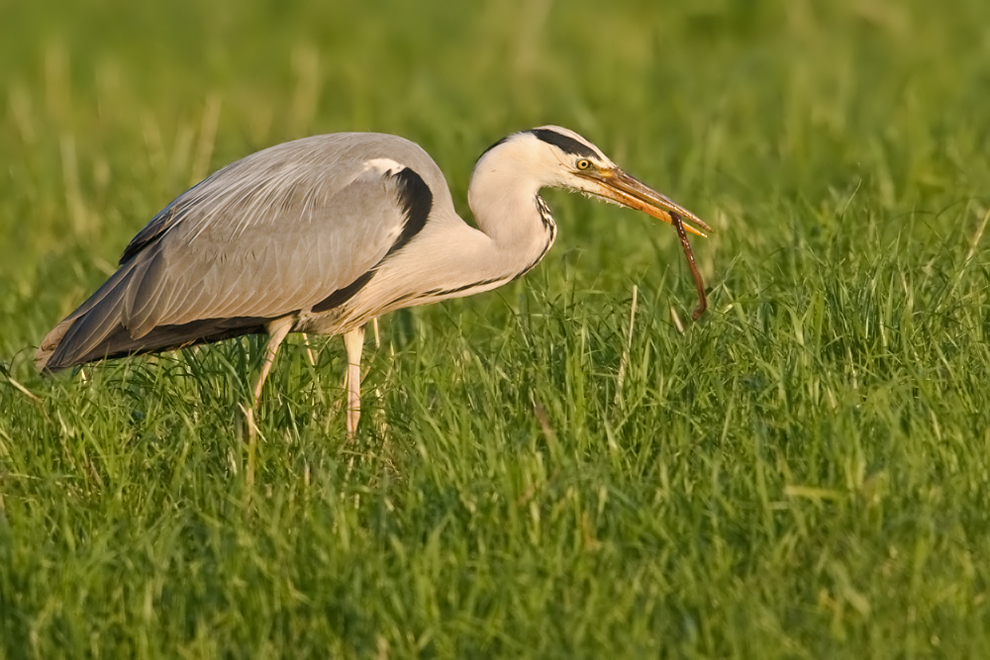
[243,317,293,440]
[343,325,365,438]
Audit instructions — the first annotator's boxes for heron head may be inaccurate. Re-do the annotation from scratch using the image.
[476,125,711,237]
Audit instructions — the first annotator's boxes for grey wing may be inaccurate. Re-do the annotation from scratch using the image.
[38,143,433,372]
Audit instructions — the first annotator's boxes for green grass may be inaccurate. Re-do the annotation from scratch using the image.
[2,0,990,657]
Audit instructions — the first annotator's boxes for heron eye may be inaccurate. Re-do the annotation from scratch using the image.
[576,159,592,170]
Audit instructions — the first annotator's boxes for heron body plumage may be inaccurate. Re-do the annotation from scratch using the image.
[37,126,710,436]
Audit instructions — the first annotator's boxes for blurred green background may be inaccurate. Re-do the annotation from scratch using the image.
[2,1,989,657]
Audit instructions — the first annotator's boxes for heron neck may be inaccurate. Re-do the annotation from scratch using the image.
[467,163,556,275]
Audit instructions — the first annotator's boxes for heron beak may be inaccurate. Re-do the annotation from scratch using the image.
[578,168,712,238]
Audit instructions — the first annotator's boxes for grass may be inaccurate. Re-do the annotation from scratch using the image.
[2,0,990,657]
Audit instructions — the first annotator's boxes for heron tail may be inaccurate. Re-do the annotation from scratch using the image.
[36,260,141,373]
[35,259,274,373]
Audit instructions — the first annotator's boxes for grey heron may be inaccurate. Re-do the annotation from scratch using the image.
[36,126,711,436]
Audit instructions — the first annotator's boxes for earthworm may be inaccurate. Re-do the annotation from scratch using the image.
[671,211,707,321]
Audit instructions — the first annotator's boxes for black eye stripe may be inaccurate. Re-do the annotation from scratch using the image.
[529,129,598,159]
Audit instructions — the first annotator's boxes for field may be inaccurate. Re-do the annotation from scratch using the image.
[2,0,989,657]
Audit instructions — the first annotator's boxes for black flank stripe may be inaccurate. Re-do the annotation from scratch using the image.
[385,167,433,258]
[529,128,597,159]
[312,270,376,313]
[433,276,507,297]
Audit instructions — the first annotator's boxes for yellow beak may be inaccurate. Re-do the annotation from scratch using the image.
[577,168,711,238]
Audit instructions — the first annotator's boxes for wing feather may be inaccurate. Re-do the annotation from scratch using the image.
[39,133,440,371]
[155,166,408,321]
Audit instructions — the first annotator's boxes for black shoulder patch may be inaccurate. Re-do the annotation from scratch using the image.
[312,270,376,313]
[385,167,433,258]
[529,128,598,159]
[312,167,431,314]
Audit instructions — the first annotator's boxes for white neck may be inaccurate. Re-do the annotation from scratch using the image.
[467,161,556,267]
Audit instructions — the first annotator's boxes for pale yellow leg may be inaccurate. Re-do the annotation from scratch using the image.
[343,326,365,438]
[243,317,293,440]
